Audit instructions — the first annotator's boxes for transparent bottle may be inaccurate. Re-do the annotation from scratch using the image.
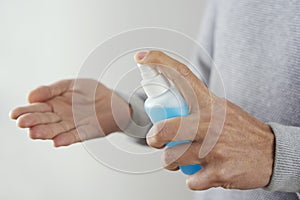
[138,64,201,175]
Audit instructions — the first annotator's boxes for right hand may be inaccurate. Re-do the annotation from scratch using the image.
[10,79,131,147]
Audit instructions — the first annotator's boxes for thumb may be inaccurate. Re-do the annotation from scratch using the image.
[28,79,73,103]
[134,50,209,102]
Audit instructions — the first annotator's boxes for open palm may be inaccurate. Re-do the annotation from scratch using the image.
[10,79,131,147]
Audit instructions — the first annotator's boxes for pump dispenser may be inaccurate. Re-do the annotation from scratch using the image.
[138,64,201,175]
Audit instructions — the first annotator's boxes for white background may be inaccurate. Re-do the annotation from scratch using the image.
[0,0,206,199]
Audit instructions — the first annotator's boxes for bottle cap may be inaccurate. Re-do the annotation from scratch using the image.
[138,64,170,97]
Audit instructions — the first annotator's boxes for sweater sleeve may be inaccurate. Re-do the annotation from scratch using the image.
[116,89,152,145]
[189,0,216,85]
[264,122,300,192]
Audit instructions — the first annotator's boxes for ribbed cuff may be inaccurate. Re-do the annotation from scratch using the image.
[264,122,300,192]
[116,90,152,141]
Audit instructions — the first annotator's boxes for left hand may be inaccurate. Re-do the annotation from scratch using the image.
[9,79,131,147]
[135,51,275,190]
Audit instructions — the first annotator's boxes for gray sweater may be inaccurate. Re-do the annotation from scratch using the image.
[123,0,300,199]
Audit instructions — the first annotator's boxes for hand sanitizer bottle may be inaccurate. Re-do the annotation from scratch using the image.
[138,64,201,175]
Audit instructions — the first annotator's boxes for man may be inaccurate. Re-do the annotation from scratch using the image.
[10,0,300,199]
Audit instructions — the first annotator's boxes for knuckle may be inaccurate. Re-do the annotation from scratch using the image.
[190,144,201,160]
[29,115,37,124]
[214,167,227,184]
[60,121,69,132]
[49,113,60,122]
[155,127,165,141]
[45,102,53,112]
[151,50,164,59]
[45,85,53,96]
[162,148,176,166]
[212,144,225,159]
[187,183,196,191]
[147,120,177,148]
[189,120,201,141]
[46,125,56,136]
[43,113,50,122]
[149,137,162,148]
[158,124,169,141]
[145,50,165,64]
[177,64,192,78]
[153,122,169,142]
[212,172,220,183]
[186,178,198,191]
[47,113,55,122]
[29,128,40,139]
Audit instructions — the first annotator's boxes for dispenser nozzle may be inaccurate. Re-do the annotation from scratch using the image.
[137,63,171,97]
[137,64,159,80]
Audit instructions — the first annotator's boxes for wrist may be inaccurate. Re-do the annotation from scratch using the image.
[109,92,132,134]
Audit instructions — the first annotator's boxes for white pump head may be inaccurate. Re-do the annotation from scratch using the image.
[137,64,170,97]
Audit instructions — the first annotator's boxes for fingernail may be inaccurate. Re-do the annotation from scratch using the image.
[136,51,148,61]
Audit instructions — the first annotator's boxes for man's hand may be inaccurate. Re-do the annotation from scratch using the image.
[10,79,131,147]
[135,51,275,190]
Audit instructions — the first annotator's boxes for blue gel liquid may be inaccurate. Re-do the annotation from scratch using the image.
[145,104,202,175]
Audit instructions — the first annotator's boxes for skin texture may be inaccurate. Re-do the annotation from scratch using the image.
[10,79,131,147]
[135,50,275,190]
[10,50,275,191]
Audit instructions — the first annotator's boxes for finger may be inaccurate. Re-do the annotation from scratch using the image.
[162,142,206,171]
[146,116,206,149]
[186,168,219,190]
[53,123,105,147]
[28,79,73,103]
[166,166,180,171]
[17,112,61,128]
[9,103,52,119]
[135,51,208,97]
[29,121,75,139]
[52,128,79,147]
